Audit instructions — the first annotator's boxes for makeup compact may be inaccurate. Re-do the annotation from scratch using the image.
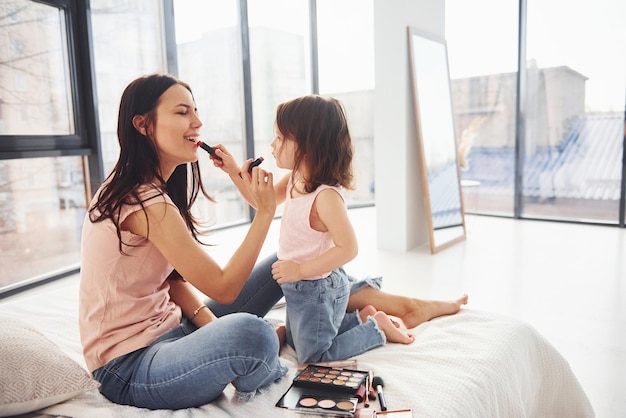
[295,395,358,416]
[276,364,370,417]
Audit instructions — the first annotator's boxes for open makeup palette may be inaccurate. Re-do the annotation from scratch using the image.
[276,364,368,416]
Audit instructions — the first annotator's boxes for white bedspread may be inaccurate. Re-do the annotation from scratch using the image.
[0,276,594,418]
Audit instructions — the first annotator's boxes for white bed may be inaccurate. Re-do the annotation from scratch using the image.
[0,274,593,418]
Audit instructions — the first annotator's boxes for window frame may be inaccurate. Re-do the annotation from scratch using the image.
[0,0,102,183]
[0,0,101,297]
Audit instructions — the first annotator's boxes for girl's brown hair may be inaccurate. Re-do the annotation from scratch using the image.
[275,95,354,193]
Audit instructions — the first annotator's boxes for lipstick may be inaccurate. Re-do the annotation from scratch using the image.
[239,157,264,178]
[196,141,222,161]
[248,157,264,172]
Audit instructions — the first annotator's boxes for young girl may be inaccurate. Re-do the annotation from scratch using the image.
[210,95,469,364]
[79,73,287,409]
[272,95,421,363]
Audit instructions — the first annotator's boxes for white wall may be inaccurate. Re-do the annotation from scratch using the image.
[374,0,444,251]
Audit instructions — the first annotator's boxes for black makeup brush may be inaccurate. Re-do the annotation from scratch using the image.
[364,372,370,407]
[372,376,387,411]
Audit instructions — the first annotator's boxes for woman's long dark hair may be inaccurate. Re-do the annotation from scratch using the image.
[89,73,212,254]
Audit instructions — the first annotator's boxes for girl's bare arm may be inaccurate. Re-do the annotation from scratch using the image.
[272,188,358,283]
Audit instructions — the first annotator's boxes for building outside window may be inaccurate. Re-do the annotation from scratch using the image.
[446,0,626,224]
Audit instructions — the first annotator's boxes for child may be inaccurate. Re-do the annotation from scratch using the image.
[269,95,415,363]
[208,96,468,365]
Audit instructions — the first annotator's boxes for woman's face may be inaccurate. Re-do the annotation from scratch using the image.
[271,123,298,170]
[150,84,203,176]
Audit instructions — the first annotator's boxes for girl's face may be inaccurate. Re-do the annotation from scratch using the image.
[271,123,298,170]
[146,84,203,177]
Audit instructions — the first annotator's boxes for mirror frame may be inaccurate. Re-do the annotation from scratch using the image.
[407,27,466,254]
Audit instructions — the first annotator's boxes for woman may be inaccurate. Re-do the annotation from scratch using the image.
[79,73,285,409]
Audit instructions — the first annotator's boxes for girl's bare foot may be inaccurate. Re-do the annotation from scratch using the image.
[359,305,401,328]
[401,294,469,329]
[358,305,377,323]
[373,311,414,344]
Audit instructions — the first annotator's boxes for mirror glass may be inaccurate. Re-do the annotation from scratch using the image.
[408,27,466,253]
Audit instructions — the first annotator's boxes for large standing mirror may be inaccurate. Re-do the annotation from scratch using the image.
[407,27,466,254]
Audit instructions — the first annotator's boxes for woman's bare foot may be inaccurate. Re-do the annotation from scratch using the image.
[275,323,286,350]
[372,311,414,344]
[401,294,469,329]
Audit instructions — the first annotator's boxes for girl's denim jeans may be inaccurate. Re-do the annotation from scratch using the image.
[281,267,385,364]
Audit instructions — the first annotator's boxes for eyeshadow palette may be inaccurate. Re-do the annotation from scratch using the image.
[294,364,368,393]
[295,394,358,416]
[276,364,371,417]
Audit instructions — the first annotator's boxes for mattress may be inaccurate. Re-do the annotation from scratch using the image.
[0,275,594,417]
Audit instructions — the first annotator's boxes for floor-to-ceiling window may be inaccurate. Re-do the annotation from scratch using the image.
[445,0,519,216]
[522,0,625,223]
[317,0,375,206]
[90,0,168,178]
[0,0,92,293]
[174,0,249,226]
[446,0,626,224]
[1,0,167,295]
[248,0,312,215]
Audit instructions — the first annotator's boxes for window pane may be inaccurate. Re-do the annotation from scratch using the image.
[90,0,167,177]
[0,0,74,135]
[523,0,625,223]
[0,157,84,292]
[174,0,248,225]
[248,0,312,211]
[317,0,375,205]
[446,0,519,216]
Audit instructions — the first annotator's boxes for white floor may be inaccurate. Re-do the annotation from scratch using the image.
[206,206,625,418]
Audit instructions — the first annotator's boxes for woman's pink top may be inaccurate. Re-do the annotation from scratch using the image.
[79,183,181,372]
[277,177,344,280]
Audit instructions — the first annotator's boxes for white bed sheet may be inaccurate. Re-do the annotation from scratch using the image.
[0,276,594,418]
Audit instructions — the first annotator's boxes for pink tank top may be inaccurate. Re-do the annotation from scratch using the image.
[79,183,182,372]
[277,177,344,279]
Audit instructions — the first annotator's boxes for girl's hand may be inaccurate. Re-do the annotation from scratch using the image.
[271,259,301,284]
[242,165,276,216]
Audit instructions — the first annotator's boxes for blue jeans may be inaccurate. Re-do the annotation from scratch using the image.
[93,313,287,409]
[93,253,380,409]
[281,267,385,364]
